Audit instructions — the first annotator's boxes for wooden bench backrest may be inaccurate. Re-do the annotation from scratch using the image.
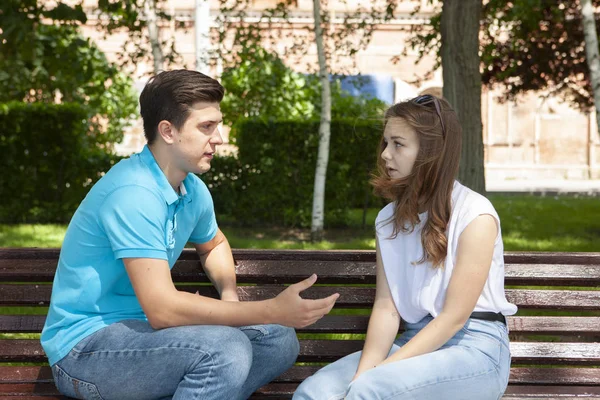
[1,248,600,398]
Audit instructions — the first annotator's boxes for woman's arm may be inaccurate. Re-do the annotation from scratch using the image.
[353,239,401,380]
[378,214,498,366]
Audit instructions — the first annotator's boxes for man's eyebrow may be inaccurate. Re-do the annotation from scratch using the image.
[199,118,223,124]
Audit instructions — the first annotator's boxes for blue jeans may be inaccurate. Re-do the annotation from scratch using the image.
[51,320,299,400]
[293,316,511,400]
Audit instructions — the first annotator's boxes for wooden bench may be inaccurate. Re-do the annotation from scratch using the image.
[1,248,599,399]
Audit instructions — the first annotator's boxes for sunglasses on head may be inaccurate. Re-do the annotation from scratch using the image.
[411,94,446,137]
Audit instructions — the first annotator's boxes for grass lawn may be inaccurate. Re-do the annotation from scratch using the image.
[490,194,600,252]
[1,194,599,251]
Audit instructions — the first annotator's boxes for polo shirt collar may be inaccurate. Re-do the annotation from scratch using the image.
[180,180,193,204]
[139,145,179,205]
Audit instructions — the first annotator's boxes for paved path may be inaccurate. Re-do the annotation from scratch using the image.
[487,179,600,195]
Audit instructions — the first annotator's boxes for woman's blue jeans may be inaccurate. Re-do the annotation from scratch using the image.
[293,316,511,400]
[51,320,299,400]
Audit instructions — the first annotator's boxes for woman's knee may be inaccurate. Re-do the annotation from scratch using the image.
[294,364,357,400]
[294,373,347,400]
[294,350,363,400]
[345,367,402,400]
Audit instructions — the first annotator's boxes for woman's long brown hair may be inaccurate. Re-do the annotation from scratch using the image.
[371,96,462,268]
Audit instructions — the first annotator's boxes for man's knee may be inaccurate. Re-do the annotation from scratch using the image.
[187,326,253,388]
[216,327,254,370]
[264,325,300,366]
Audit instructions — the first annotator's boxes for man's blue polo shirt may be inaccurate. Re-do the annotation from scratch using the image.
[41,145,218,366]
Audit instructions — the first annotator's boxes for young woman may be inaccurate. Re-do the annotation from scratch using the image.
[293,95,517,400]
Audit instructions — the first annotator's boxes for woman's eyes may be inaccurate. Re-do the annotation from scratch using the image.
[385,140,403,148]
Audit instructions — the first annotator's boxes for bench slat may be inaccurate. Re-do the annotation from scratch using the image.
[0,397,64,400]
[3,259,600,286]
[251,384,600,398]
[303,341,600,365]
[1,284,599,310]
[2,251,599,285]
[1,365,599,386]
[3,315,600,335]
[3,248,599,264]
[509,367,600,386]
[0,259,376,283]
[509,342,600,365]
[275,366,600,386]
[0,316,46,333]
[0,248,377,262]
[505,264,600,286]
[0,367,53,383]
[0,260,57,282]
[2,340,598,365]
[503,385,600,398]
[2,284,368,307]
[0,383,59,395]
[0,341,47,362]
[0,285,51,306]
[507,316,600,334]
[505,289,600,310]
[1,387,600,400]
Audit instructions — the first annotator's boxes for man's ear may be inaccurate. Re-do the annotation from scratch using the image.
[157,120,176,144]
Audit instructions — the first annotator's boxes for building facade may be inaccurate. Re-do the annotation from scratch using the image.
[77,0,600,185]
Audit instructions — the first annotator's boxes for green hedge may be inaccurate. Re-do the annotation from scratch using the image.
[202,119,383,227]
[0,105,382,227]
[0,102,122,223]
[201,155,246,218]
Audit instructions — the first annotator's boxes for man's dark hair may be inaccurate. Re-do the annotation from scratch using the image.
[139,70,225,144]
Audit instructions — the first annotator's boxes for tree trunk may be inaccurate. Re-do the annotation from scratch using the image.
[440,0,485,194]
[580,0,600,174]
[195,0,211,74]
[311,0,332,242]
[145,0,165,73]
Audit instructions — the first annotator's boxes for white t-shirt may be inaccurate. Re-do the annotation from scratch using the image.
[376,181,518,323]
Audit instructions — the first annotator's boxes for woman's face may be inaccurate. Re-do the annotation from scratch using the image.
[380,117,420,179]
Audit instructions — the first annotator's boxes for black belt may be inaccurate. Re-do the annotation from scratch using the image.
[470,311,506,325]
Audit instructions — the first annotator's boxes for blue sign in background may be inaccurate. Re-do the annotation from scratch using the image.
[335,74,395,104]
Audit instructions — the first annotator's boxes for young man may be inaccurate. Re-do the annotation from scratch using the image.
[41,69,339,400]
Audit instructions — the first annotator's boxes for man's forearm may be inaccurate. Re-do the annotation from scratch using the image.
[148,288,273,328]
[128,255,338,330]
[199,236,238,300]
[145,274,337,330]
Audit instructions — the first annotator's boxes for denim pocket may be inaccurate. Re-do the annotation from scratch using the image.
[71,331,98,354]
[52,364,104,400]
[459,322,502,367]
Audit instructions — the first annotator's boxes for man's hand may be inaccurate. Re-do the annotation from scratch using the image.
[267,274,339,328]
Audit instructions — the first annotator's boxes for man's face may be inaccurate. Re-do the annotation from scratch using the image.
[171,102,223,174]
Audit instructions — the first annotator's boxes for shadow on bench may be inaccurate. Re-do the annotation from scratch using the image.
[1,248,600,399]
